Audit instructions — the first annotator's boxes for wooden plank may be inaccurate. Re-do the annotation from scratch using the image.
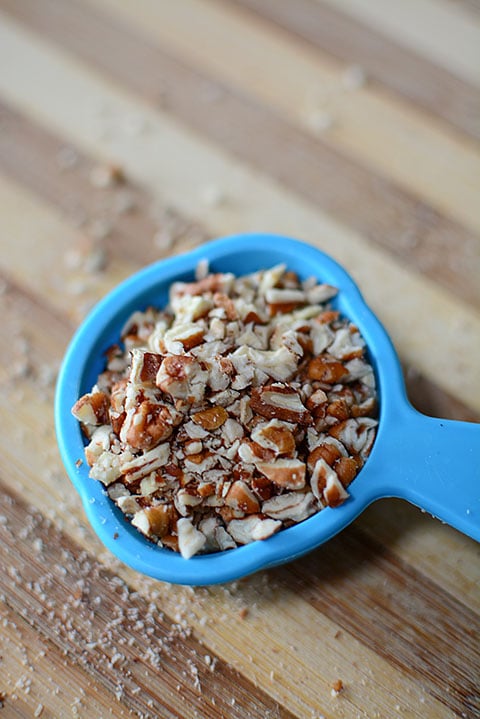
[0,605,127,718]
[232,0,480,141]
[0,21,479,412]
[0,64,478,320]
[0,104,478,427]
[0,3,478,718]
[356,499,480,613]
[1,168,479,594]
[78,0,480,237]
[0,488,297,719]
[4,0,480,242]
[320,0,480,87]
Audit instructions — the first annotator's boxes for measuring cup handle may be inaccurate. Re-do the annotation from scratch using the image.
[373,405,480,542]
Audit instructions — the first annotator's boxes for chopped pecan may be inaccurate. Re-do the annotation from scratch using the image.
[251,476,275,501]
[251,420,296,456]
[192,406,228,431]
[131,504,176,538]
[124,401,179,451]
[250,385,312,425]
[225,480,260,514]
[110,379,128,435]
[213,292,238,320]
[307,442,343,472]
[307,357,348,383]
[257,458,306,490]
[84,425,112,467]
[262,491,317,522]
[227,515,282,544]
[334,456,359,487]
[176,517,207,559]
[72,390,110,427]
[74,263,378,558]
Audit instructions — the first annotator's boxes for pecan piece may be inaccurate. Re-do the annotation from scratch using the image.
[192,406,228,431]
[131,504,176,538]
[72,390,109,427]
[251,419,296,456]
[227,515,282,545]
[177,517,207,559]
[138,352,163,384]
[262,491,316,522]
[257,458,306,489]
[225,480,260,514]
[310,458,349,507]
[124,401,178,451]
[334,456,359,487]
[307,442,343,473]
[307,357,348,383]
[250,385,312,425]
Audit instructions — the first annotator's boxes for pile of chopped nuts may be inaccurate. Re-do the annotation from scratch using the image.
[72,264,378,558]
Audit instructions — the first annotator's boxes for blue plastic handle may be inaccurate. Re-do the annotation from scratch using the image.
[362,400,480,540]
[55,233,480,585]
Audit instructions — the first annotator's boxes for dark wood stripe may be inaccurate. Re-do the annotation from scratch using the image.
[1,0,480,311]
[276,523,480,717]
[0,103,478,426]
[0,484,296,719]
[0,104,207,272]
[231,0,480,142]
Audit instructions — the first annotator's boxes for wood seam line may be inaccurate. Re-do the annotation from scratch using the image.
[80,0,480,236]
[229,0,480,141]
[0,483,298,719]
[317,0,480,88]
[0,4,479,311]
[0,18,479,411]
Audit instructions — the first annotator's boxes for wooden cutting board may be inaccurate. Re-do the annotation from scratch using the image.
[0,1,479,717]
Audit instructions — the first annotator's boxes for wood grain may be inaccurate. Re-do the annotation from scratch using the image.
[86,0,480,237]
[0,1,479,717]
[0,487,297,719]
[319,0,480,87]
[233,0,480,141]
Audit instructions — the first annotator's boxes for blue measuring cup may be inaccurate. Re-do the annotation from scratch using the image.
[55,234,480,585]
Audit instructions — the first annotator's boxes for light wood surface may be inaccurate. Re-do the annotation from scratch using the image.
[0,1,479,717]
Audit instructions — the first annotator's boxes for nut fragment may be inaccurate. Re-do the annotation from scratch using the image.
[192,406,228,431]
[131,504,175,538]
[251,420,296,456]
[177,517,207,559]
[227,515,282,544]
[257,458,306,490]
[225,480,260,514]
[307,357,348,383]
[250,385,312,425]
[72,390,109,428]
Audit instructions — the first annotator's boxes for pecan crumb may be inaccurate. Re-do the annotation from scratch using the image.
[331,679,344,696]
